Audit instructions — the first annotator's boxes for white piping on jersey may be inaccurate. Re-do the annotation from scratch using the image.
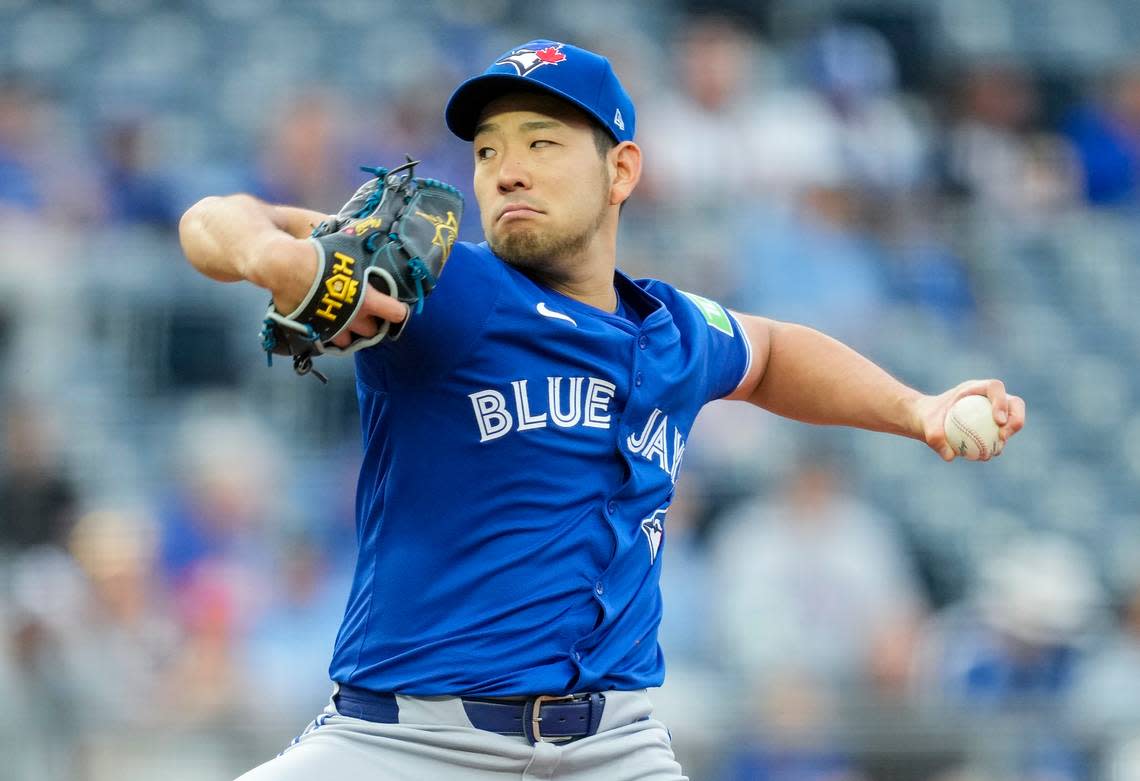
[727,309,753,396]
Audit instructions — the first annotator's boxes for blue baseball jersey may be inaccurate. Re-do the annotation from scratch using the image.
[328,241,751,696]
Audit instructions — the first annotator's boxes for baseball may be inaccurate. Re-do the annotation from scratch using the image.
[944,395,1002,460]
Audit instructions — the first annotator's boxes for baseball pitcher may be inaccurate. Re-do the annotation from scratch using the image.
[178,39,1025,781]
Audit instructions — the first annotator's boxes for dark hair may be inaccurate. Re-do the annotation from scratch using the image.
[592,124,617,159]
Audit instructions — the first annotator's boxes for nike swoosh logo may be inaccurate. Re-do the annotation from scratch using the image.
[536,302,577,326]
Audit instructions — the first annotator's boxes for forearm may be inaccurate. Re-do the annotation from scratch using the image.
[178,195,327,308]
[749,321,924,440]
[182,194,326,273]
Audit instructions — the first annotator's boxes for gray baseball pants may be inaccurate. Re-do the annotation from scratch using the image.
[235,687,688,781]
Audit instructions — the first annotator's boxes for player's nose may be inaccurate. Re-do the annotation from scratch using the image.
[496,152,531,193]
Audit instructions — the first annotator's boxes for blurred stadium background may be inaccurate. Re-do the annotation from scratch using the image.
[1,0,1140,778]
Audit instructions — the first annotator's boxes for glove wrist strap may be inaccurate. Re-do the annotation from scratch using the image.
[277,236,370,344]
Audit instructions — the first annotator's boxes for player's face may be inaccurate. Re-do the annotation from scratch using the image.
[472,93,611,277]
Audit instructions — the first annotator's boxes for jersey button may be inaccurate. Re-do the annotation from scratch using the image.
[607,501,617,514]
[594,581,605,596]
[573,650,582,662]
[635,372,643,387]
[638,335,649,349]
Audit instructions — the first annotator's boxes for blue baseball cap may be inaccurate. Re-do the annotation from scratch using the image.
[445,39,635,144]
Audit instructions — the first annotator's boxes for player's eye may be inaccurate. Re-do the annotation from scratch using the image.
[476,147,496,160]
[531,139,554,149]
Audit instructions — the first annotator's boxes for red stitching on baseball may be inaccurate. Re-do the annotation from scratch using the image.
[950,412,988,458]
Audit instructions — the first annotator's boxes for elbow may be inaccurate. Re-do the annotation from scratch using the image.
[179,194,217,229]
[177,196,216,265]
[178,195,253,282]
[178,194,275,284]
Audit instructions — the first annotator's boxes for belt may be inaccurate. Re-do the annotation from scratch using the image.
[333,683,606,745]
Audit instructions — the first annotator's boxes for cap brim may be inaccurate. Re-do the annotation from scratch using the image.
[445,73,613,142]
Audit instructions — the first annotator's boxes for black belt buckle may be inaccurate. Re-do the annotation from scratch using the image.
[521,692,604,745]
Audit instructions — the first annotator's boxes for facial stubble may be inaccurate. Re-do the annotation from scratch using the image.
[489,168,611,285]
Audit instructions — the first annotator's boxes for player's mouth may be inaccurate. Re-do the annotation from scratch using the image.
[497,202,544,223]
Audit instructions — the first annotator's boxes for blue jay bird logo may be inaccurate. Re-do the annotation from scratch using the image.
[641,508,666,565]
[496,44,567,76]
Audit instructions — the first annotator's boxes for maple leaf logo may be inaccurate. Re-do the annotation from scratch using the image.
[535,46,566,64]
[496,44,568,76]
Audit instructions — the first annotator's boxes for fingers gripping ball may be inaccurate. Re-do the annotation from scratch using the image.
[944,395,1002,460]
[260,158,464,382]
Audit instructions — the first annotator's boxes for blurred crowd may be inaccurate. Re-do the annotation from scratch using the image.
[2,1,1140,780]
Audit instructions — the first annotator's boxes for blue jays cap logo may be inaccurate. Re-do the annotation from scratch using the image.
[445,39,636,144]
[495,44,567,77]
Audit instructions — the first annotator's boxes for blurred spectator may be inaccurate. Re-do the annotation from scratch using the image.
[942,62,1081,221]
[800,24,930,194]
[913,534,1104,709]
[2,546,89,781]
[717,669,867,781]
[251,91,357,213]
[902,535,1098,781]
[639,15,839,206]
[0,79,44,212]
[710,453,925,698]
[1062,63,1140,206]
[729,187,891,348]
[154,405,283,720]
[97,117,183,228]
[910,535,1105,781]
[157,406,278,590]
[238,533,352,721]
[0,399,79,552]
[1070,577,1140,734]
[942,62,1036,206]
[0,77,104,221]
[162,556,243,723]
[61,509,179,726]
[880,197,978,328]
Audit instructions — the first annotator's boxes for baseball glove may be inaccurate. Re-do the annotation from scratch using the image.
[260,157,463,382]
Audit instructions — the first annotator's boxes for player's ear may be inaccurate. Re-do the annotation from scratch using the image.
[608,141,641,207]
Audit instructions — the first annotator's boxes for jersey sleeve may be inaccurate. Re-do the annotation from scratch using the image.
[650,283,753,405]
[354,241,504,390]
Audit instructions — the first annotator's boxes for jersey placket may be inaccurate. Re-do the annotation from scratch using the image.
[569,310,675,680]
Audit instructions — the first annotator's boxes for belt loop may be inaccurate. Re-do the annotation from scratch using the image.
[585,692,605,737]
[522,698,538,745]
